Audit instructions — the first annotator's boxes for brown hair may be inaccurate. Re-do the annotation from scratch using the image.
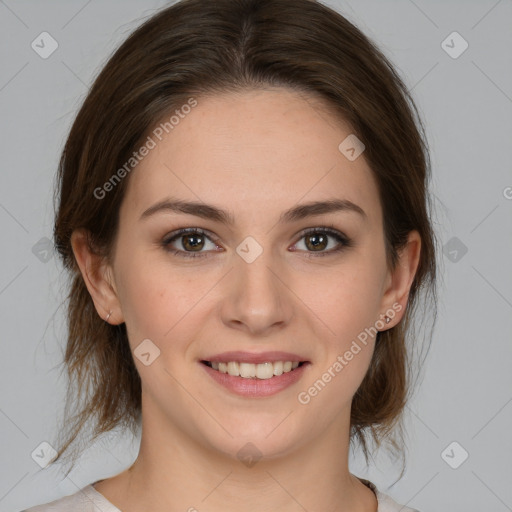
[51,0,438,477]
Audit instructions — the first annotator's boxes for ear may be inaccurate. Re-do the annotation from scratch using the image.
[378,230,421,329]
[70,228,123,324]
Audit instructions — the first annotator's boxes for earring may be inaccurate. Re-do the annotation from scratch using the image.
[385,316,391,324]
[105,310,112,322]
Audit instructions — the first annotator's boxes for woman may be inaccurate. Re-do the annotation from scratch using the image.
[23,0,437,510]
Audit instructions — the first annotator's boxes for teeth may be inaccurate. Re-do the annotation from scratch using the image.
[210,361,301,379]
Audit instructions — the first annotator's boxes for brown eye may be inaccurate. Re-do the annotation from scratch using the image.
[181,233,205,251]
[304,232,329,251]
[162,228,220,258]
[292,227,352,257]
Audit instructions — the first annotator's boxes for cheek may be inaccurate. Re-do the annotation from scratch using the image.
[296,333,375,417]
[116,254,214,344]
[292,258,385,344]
[114,251,166,335]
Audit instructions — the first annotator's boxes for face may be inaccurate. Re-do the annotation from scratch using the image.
[76,87,418,463]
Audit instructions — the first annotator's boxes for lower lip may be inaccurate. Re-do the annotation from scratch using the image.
[199,361,310,398]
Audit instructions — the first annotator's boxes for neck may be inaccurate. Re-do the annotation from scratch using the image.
[95,395,377,512]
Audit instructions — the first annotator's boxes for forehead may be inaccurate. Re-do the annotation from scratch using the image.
[122,87,382,227]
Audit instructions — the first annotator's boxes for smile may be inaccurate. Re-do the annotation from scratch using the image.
[202,360,305,379]
[200,360,311,398]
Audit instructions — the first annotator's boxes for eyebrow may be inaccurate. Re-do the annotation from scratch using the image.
[140,197,367,224]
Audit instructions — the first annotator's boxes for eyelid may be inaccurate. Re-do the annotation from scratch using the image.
[291,224,352,255]
[161,224,352,258]
[294,224,347,240]
[161,227,222,258]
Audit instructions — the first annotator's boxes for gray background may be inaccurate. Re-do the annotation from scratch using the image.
[1,1,511,511]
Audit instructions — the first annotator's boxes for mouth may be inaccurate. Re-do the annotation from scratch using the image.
[199,358,311,397]
[200,360,309,380]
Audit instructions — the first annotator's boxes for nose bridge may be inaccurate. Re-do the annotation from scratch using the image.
[221,243,292,334]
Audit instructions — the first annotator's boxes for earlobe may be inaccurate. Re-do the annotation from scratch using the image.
[379,230,421,328]
[70,228,122,324]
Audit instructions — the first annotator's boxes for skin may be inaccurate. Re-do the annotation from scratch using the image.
[72,87,421,512]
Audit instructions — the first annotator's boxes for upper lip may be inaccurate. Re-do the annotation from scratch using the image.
[201,351,309,364]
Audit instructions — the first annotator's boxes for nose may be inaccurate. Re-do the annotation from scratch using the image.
[220,249,294,337]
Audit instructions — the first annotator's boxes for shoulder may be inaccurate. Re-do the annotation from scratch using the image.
[21,478,419,512]
[19,483,121,512]
[358,477,421,512]
[375,490,421,512]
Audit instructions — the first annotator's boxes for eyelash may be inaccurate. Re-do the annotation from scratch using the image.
[161,225,353,259]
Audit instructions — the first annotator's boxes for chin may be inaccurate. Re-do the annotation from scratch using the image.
[197,419,305,464]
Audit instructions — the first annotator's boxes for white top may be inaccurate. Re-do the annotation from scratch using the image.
[20,478,420,512]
